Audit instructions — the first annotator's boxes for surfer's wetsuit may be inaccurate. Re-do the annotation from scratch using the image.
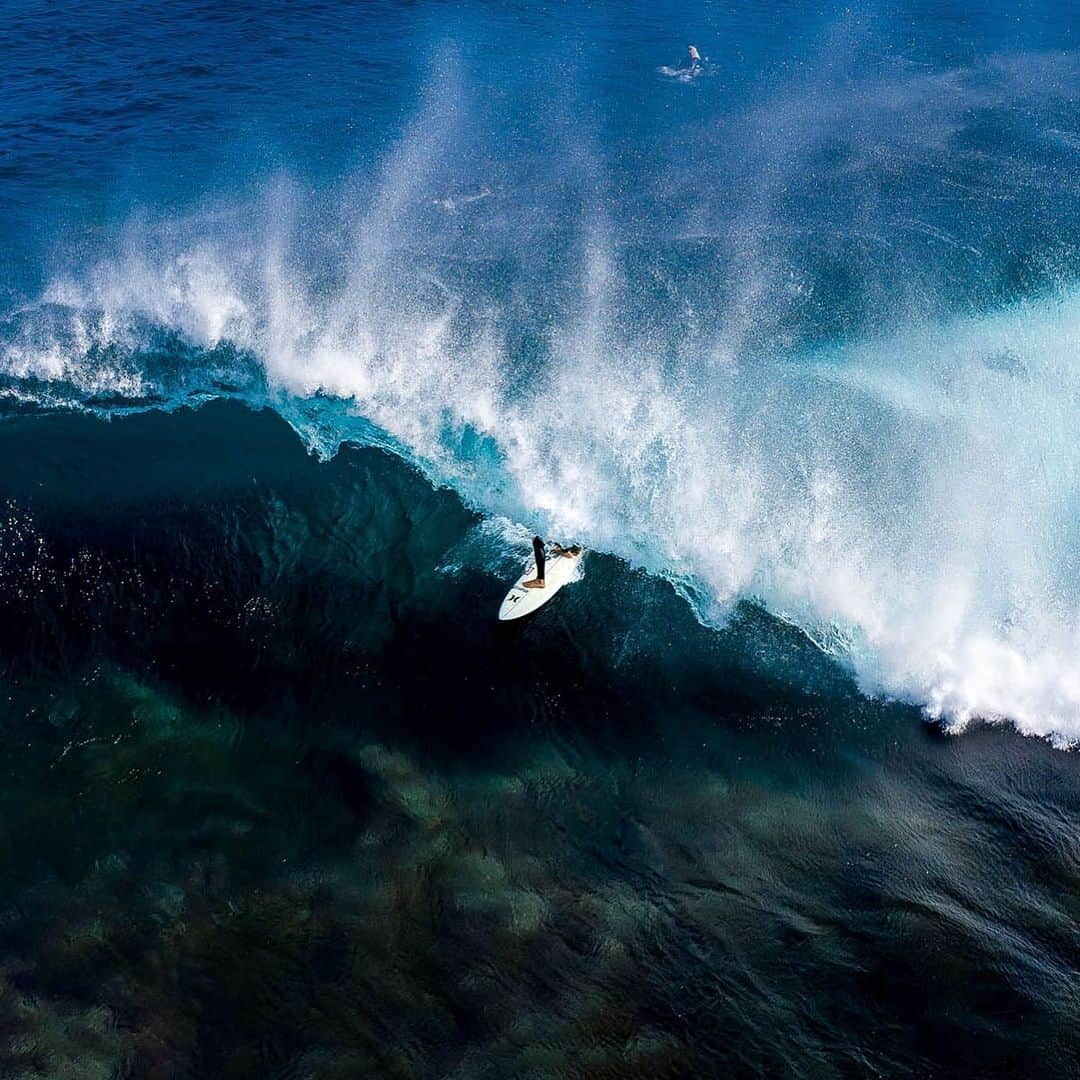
[532,537,582,582]
[532,535,546,581]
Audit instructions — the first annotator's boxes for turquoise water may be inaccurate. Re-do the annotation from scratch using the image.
[2,2,1079,1075]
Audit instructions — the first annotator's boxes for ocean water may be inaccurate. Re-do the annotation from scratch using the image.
[1,1,1079,1076]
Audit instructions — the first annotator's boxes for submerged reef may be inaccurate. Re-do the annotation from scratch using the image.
[0,403,1076,1079]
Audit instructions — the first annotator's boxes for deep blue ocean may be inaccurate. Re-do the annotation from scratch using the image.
[2,2,1079,1076]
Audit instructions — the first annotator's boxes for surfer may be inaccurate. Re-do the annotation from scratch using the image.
[659,44,705,81]
[523,537,581,589]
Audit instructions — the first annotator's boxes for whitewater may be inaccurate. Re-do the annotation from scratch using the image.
[3,42,1080,746]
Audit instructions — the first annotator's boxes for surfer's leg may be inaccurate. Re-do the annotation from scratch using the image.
[524,535,546,588]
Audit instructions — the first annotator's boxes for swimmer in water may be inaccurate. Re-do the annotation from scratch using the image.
[660,44,705,80]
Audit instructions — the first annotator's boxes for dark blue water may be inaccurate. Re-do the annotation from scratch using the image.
[2,2,1079,1076]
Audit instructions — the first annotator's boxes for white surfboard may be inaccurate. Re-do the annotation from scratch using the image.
[498,549,583,621]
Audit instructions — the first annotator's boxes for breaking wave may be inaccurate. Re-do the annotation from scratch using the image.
[3,41,1080,745]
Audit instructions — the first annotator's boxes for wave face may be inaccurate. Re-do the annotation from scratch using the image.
[4,3,1080,743]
